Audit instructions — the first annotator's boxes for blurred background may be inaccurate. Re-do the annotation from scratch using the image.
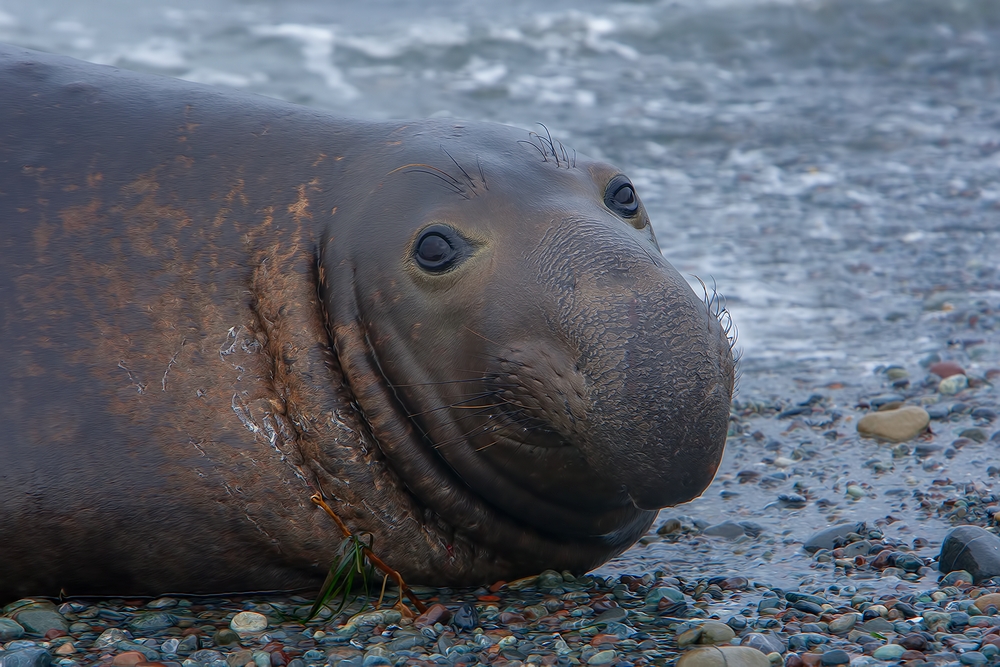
[1,0,997,397]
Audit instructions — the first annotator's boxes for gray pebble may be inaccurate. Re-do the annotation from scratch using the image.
[0,648,51,667]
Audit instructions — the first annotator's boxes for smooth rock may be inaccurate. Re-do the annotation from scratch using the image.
[940,526,1000,583]
[975,593,1000,612]
[230,612,268,635]
[0,648,51,667]
[677,646,771,667]
[587,650,617,665]
[820,649,850,666]
[452,603,478,631]
[929,361,965,379]
[827,614,859,634]
[213,629,241,646]
[644,587,685,610]
[112,652,147,666]
[0,618,25,641]
[857,406,930,442]
[128,612,177,634]
[939,374,969,395]
[95,628,132,649]
[702,521,747,539]
[9,603,68,636]
[862,618,894,634]
[226,650,254,667]
[740,633,784,655]
[536,570,564,592]
[803,522,866,553]
[698,621,736,645]
[871,644,906,660]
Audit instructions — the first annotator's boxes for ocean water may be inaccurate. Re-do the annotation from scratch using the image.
[2,0,999,586]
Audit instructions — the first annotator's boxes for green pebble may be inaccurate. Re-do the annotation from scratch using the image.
[587,649,617,665]
[872,644,906,660]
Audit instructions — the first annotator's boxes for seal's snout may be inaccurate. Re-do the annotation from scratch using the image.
[542,227,736,514]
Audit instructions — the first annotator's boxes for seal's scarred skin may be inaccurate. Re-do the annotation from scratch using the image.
[0,44,735,599]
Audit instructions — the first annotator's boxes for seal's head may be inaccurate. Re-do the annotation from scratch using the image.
[322,120,735,581]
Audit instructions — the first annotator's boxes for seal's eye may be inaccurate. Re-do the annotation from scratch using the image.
[414,225,463,272]
[605,175,640,217]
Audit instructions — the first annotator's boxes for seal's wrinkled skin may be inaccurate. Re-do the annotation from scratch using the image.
[0,45,735,598]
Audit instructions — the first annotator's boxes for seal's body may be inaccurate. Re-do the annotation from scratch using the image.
[0,44,735,599]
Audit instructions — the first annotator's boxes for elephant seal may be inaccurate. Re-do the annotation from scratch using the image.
[0,44,736,599]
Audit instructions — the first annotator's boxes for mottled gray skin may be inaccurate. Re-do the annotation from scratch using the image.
[0,44,735,600]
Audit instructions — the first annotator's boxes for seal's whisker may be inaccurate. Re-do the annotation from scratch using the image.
[477,156,488,191]
[388,163,470,199]
[441,147,477,193]
[517,139,547,162]
[404,392,500,419]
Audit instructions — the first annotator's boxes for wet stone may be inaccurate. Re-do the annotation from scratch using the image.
[927,404,951,420]
[828,614,859,634]
[939,526,1000,583]
[804,523,867,553]
[0,648,51,667]
[820,649,850,666]
[536,570,565,592]
[972,407,998,422]
[128,612,177,634]
[0,618,25,641]
[872,644,906,660]
[857,406,930,442]
[177,634,200,655]
[702,521,747,539]
[96,628,132,649]
[939,374,969,394]
[587,650,617,665]
[677,646,771,667]
[452,603,478,631]
[960,427,988,442]
[929,361,965,378]
[740,633,784,654]
[230,612,268,635]
[10,603,68,636]
[698,621,736,645]
[225,650,253,667]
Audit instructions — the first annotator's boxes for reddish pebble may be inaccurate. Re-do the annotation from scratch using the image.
[799,653,822,667]
[590,634,619,647]
[489,581,507,593]
[929,361,965,379]
[720,576,748,591]
[477,595,501,602]
[181,627,203,636]
[44,628,68,640]
[414,603,451,629]
[785,653,804,667]
[900,651,925,661]
[112,652,147,667]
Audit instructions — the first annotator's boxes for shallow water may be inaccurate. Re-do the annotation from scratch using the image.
[2,0,998,593]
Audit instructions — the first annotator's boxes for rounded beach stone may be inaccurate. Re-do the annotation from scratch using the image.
[940,526,1000,583]
[698,621,736,645]
[857,406,930,442]
[677,646,771,667]
[939,374,969,395]
[230,612,268,635]
[0,618,25,641]
[929,361,965,378]
[872,644,906,660]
